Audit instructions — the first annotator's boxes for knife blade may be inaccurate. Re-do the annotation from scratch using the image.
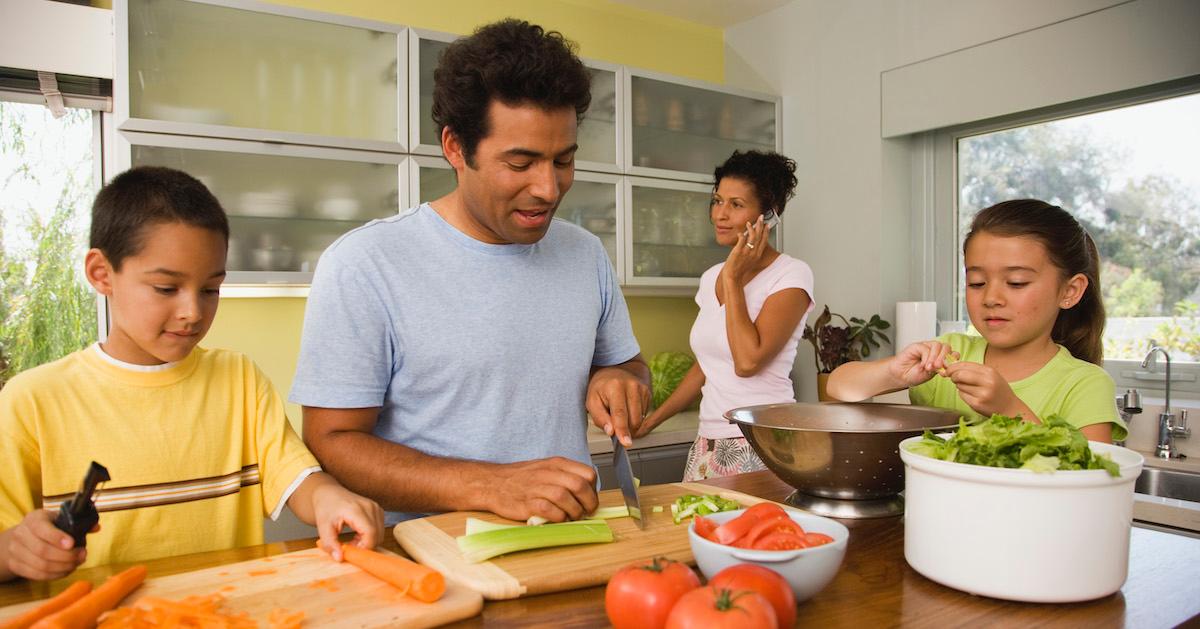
[611,436,644,529]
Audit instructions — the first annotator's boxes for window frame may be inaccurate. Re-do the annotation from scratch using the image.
[921,77,1200,400]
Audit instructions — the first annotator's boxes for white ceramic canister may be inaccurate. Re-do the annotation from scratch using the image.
[899,439,1144,603]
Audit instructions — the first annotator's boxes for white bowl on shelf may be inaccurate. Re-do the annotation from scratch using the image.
[240,191,295,219]
[314,197,361,221]
[900,438,1144,603]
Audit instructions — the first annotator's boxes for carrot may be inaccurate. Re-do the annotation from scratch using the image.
[340,544,445,603]
[0,581,93,629]
[31,565,146,629]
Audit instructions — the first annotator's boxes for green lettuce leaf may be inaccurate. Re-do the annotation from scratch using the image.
[907,414,1121,476]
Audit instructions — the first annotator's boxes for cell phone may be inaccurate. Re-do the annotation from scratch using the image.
[743,210,780,238]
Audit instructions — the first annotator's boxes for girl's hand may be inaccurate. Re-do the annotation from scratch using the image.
[722,215,770,287]
[889,341,958,387]
[942,361,1034,419]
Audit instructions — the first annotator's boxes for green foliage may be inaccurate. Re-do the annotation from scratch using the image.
[802,305,891,373]
[0,101,97,387]
[1153,301,1200,360]
[1104,267,1164,317]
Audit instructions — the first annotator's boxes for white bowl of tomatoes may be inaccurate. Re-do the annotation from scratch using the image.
[688,503,849,602]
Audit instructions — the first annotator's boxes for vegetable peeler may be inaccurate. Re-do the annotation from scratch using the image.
[53,461,110,548]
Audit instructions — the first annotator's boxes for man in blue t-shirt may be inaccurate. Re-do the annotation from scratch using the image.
[290,19,650,525]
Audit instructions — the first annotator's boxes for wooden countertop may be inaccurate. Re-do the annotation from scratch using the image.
[4,471,1200,627]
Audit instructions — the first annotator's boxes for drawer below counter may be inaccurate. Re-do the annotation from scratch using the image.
[587,411,699,454]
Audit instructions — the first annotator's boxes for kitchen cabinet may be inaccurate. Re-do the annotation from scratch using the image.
[118,0,405,153]
[627,70,780,183]
[626,177,780,287]
[122,131,405,284]
[113,1,782,292]
[410,157,621,271]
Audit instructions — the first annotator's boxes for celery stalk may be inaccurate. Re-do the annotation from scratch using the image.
[456,519,613,563]
[464,517,521,536]
[589,505,629,520]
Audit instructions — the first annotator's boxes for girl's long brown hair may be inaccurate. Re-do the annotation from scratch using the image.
[964,199,1106,365]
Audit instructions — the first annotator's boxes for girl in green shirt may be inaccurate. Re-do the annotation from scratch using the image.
[828,199,1124,442]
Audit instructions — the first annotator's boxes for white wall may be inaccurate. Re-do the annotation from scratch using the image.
[723,0,1200,401]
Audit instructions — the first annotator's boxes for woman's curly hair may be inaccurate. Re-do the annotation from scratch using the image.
[712,150,798,215]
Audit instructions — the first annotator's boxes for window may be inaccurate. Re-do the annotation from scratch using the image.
[0,99,102,387]
[936,86,1200,397]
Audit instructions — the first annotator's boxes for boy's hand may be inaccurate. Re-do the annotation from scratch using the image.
[311,481,385,562]
[890,341,958,387]
[942,361,1035,420]
[3,509,89,581]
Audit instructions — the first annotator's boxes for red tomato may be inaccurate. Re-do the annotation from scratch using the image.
[664,587,777,629]
[605,557,701,629]
[713,511,759,546]
[743,516,804,548]
[694,515,718,541]
[753,531,809,550]
[742,502,788,522]
[803,532,835,547]
[708,564,797,629]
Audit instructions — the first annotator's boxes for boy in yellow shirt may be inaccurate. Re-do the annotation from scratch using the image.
[0,166,383,582]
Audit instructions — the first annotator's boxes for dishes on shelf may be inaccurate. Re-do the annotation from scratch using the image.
[314,197,361,221]
[239,190,295,218]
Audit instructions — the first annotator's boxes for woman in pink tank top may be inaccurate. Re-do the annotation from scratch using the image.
[637,151,816,480]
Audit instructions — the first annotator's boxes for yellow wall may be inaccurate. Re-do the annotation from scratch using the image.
[190,0,721,424]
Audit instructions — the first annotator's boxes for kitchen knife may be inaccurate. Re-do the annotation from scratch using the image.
[611,436,644,529]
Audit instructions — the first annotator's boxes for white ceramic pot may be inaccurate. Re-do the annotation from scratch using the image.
[899,438,1144,603]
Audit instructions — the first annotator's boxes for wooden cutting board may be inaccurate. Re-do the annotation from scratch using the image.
[393,481,784,600]
[0,547,482,628]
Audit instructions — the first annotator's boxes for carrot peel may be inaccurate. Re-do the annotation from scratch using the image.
[339,544,444,603]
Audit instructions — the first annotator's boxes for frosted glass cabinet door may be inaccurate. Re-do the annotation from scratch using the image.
[129,142,401,281]
[125,0,401,145]
[629,74,778,181]
[576,65,619,170]
[411,35,451,153]
[628,180,724,282]
[559,175,620,270]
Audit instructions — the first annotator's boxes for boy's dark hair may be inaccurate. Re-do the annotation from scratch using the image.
[713,150,798,215]
[89,166,229,271]
[964,199,1106,365]
[432,18,591,167]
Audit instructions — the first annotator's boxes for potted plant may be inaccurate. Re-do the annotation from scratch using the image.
[802,306,892,401]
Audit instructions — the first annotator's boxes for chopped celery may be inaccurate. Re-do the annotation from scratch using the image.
[456,519,613,563]
[589,505,630,520]
[671,494,740,524]
[464,517,521,536]
[652,505,664,513]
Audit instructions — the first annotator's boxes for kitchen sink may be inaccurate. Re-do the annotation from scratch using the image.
[1135,466,1200,503]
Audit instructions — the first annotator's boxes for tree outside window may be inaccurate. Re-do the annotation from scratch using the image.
[957,91,1200,363]
[0,100,98,387]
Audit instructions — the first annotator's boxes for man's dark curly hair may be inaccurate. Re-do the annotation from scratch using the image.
[713,150,799,215]
[432,19,592,166]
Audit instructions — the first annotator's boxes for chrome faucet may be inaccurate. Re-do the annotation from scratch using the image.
[1114,388,1142,447]
[1142,343,1190,459]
